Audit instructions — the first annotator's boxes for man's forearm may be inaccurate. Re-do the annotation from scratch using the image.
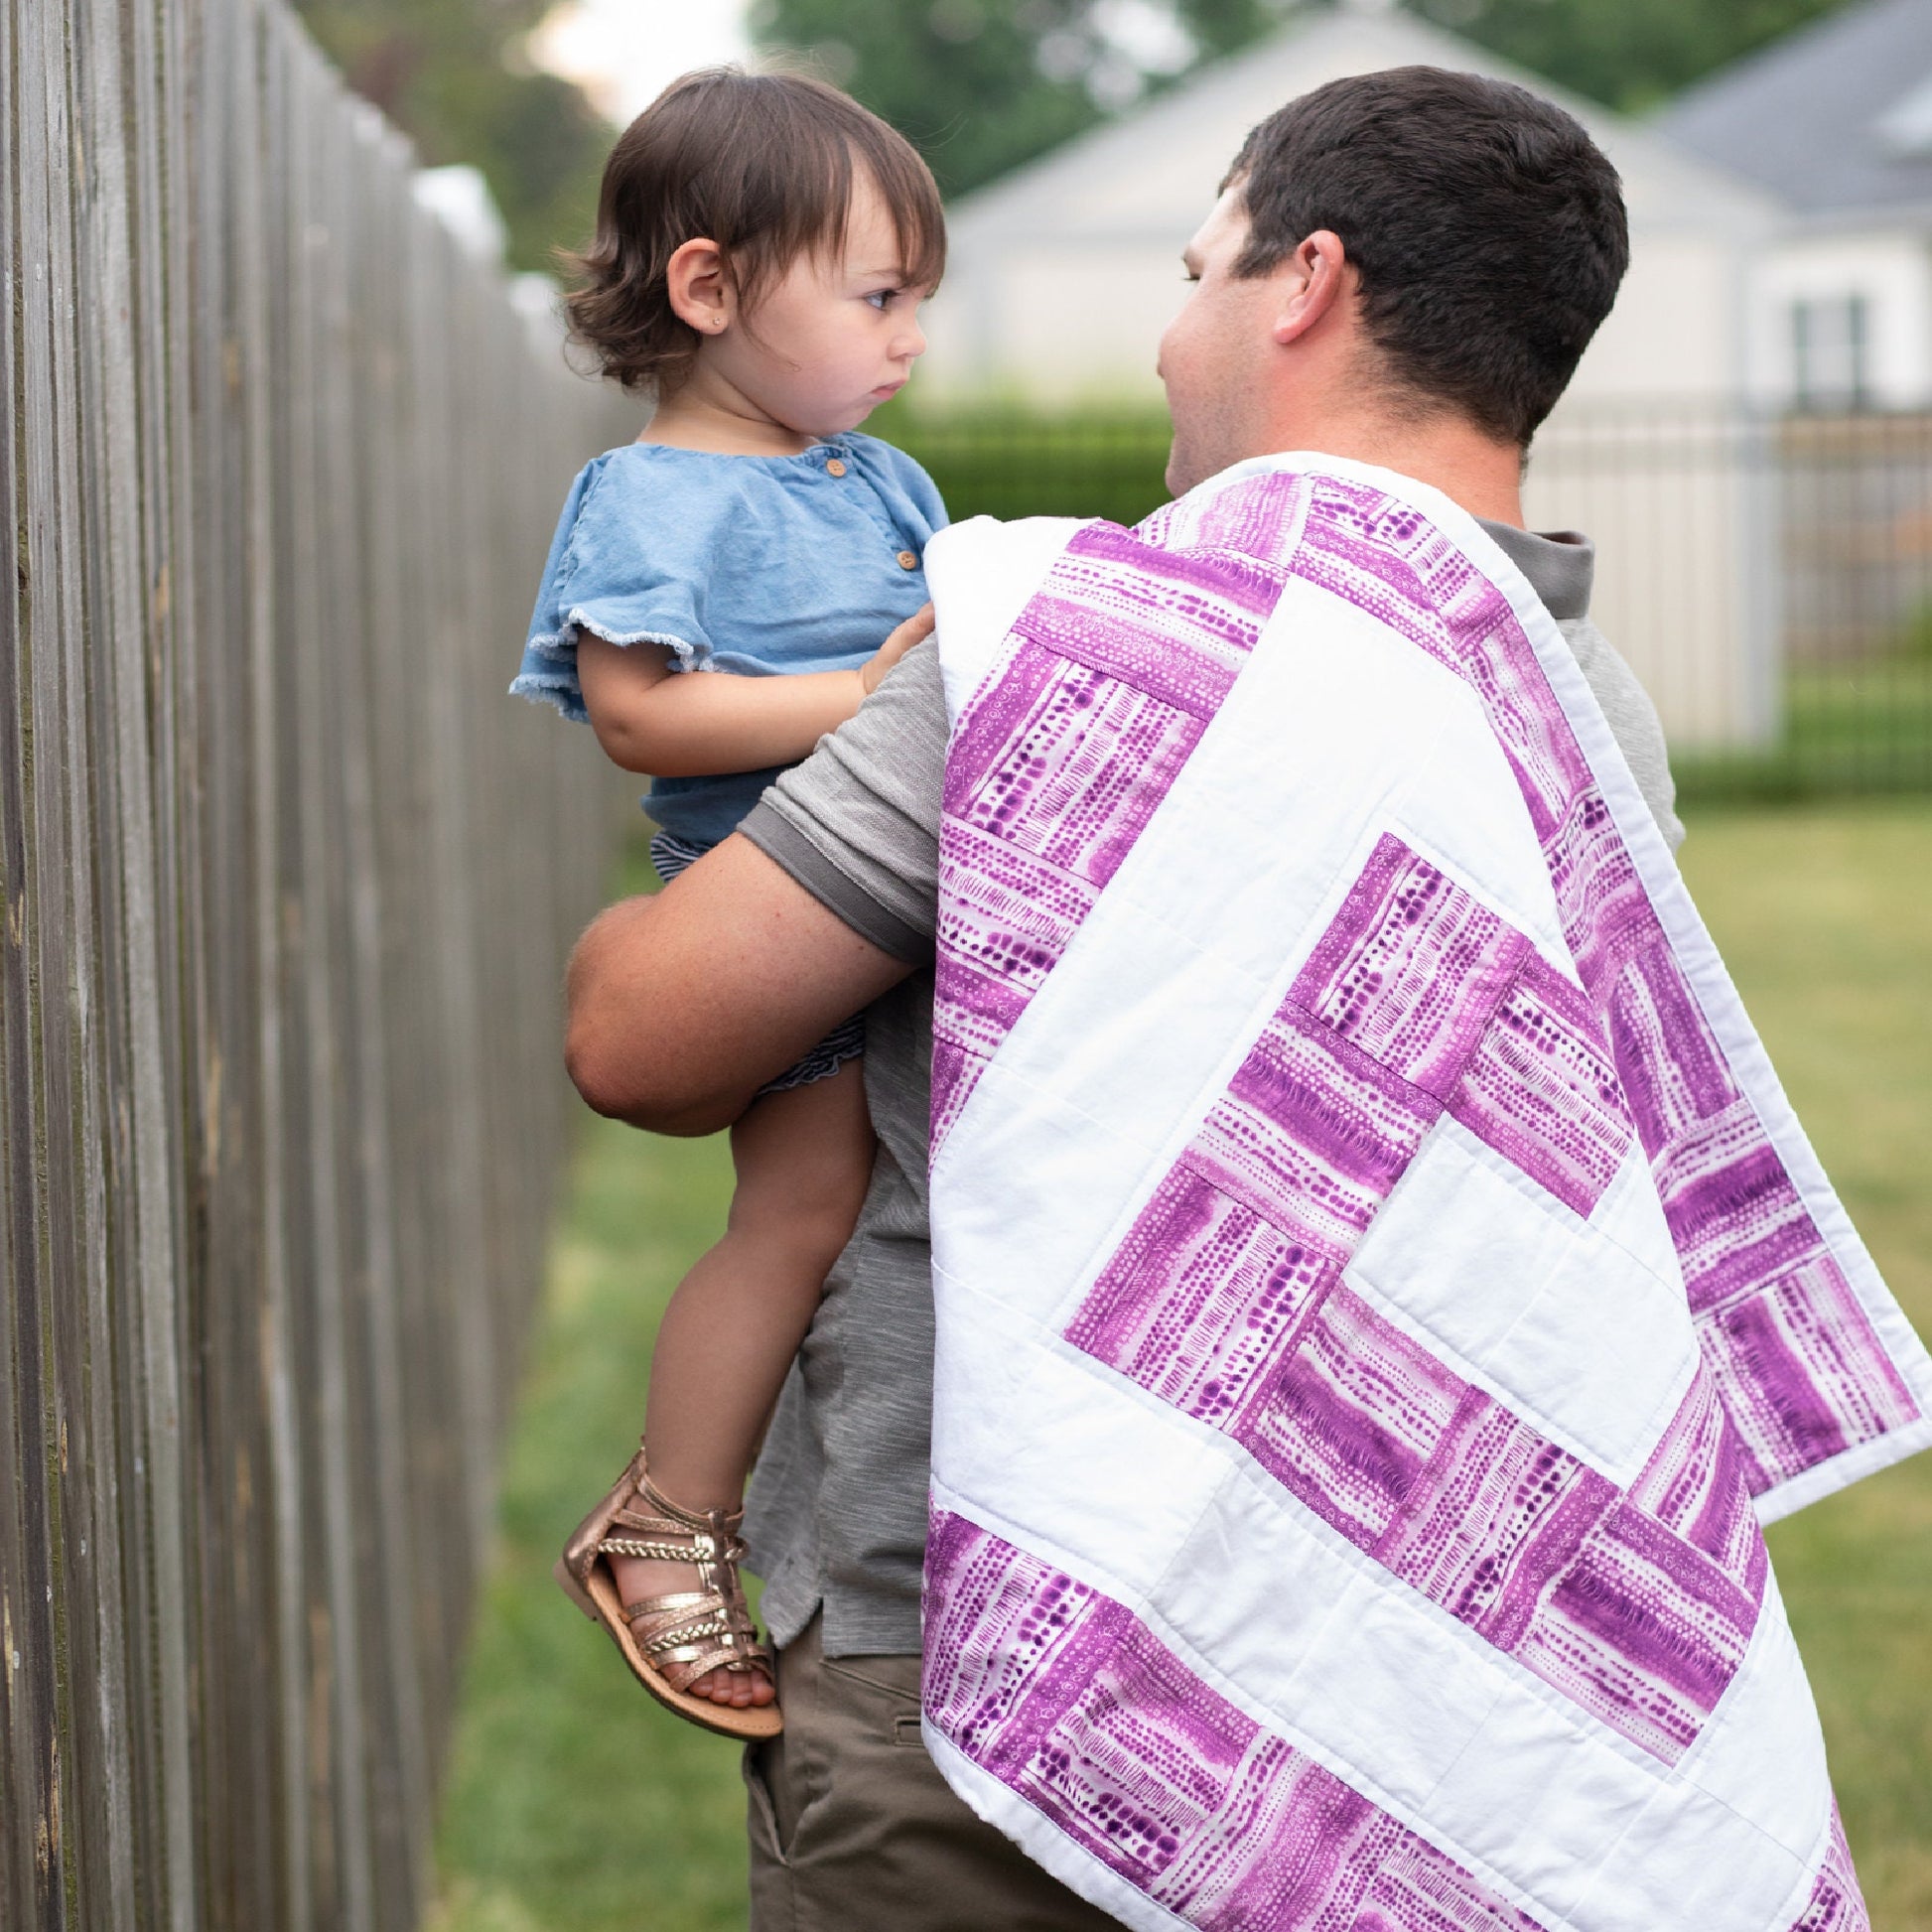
[564,833,912,1134]
[565,893,751,1133]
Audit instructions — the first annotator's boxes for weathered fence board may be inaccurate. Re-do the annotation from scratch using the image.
[1,2,627,1925]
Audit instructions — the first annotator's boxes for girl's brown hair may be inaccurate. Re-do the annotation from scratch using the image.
[563,69,946,396]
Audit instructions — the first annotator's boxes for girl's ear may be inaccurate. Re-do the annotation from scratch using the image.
[666,237,733,335]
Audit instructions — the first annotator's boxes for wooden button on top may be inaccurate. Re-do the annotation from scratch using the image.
[897,550,918,570]
[825,457,847,477]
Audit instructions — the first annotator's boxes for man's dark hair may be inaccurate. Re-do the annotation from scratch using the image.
[1226,68,1629,447]
[565,69,946,395]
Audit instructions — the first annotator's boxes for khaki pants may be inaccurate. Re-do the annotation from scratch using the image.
[744,1615,1119,1931]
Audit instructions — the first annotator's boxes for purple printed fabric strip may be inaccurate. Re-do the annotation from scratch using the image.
[925,1510,1546,1932]
[927,464,1911,1927]
[1787,1814,1868,1932]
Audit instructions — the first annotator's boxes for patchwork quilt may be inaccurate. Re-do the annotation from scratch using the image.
[917,456,1932,1932]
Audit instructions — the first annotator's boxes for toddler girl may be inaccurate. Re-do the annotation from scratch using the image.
[513,69,947,1739]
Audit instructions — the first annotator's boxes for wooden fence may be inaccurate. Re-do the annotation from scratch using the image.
[2,3,629,1927]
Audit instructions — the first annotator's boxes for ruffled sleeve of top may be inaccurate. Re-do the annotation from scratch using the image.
[509,449,721,722]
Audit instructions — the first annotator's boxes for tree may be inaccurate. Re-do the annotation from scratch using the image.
[753,0,1112,202]
[1415,0,1855,114]
[754,0,1290,200]
[291,0,608,270]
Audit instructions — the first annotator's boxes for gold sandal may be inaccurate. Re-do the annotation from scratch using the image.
[554,1442,781,1741]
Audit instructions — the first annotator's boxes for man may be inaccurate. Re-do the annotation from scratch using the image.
[569,68,1678,1929]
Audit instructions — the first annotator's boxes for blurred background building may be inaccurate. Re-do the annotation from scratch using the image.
[908,5,1794,755]
[1666,0,1932,415]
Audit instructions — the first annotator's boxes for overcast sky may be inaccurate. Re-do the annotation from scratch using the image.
[528,0,754,127]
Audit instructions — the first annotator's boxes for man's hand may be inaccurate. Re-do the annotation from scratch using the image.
[565,832,914,1135]
[860,602,935,696]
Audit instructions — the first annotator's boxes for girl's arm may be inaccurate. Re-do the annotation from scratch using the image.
[576,605,933,776]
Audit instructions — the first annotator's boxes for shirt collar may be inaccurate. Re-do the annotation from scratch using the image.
[1477,520,1595,621]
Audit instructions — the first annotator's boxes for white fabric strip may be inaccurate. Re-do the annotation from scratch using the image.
[1344,1123,1700,1486]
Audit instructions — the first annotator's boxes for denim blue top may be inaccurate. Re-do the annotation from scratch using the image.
[511,432,948,846]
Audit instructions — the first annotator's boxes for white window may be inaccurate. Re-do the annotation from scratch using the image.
[1790,295,1870,410]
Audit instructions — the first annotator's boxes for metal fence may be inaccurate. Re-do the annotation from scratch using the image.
[1,5,625,1930]
[1529,406,1932,797]
[894,402,1932,799]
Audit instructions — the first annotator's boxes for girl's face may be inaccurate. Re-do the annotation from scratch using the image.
[700,170,934,441]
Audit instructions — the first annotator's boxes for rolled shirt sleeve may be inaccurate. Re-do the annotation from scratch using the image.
[737,638,945,962]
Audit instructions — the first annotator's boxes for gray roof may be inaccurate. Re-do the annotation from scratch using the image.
[1659,0,1932,217]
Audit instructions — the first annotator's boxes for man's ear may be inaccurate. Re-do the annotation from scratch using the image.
[1272,230,1349,346]
[665,236,733,335]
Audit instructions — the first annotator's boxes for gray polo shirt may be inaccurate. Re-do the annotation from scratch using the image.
[739,523,1685,1658]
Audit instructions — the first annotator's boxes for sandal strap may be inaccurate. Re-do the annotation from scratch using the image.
[624,1589,771,1693]
[636,1475,745,1537]
[600,1481,752,1609]
[599,1532,747,1565]
[604,1503,748,1562]
[610,1502,740,1537]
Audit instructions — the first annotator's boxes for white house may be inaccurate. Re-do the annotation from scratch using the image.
[916,4,1789,749]
[1662,0,1932,412]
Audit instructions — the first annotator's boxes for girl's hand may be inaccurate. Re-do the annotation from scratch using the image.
[860,603,935,696]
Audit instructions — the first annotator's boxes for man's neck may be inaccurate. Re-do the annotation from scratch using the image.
[1290,408,1526,528]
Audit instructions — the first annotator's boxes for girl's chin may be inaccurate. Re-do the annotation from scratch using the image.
[786,393,892,439]
[770,407,865,441]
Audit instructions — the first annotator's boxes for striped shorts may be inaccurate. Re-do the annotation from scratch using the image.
[650,831,866,1095]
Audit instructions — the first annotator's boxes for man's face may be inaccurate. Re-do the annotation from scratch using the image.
[1157,186,1287,497]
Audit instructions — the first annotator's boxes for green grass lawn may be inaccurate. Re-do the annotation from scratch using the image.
[433,801,1932,1932]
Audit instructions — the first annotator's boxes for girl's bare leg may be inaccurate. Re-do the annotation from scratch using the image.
[608,1057,873,1707]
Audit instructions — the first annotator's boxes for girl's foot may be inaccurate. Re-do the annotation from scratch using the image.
[556,1444,779,1737]
[609,1547,776,1708]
